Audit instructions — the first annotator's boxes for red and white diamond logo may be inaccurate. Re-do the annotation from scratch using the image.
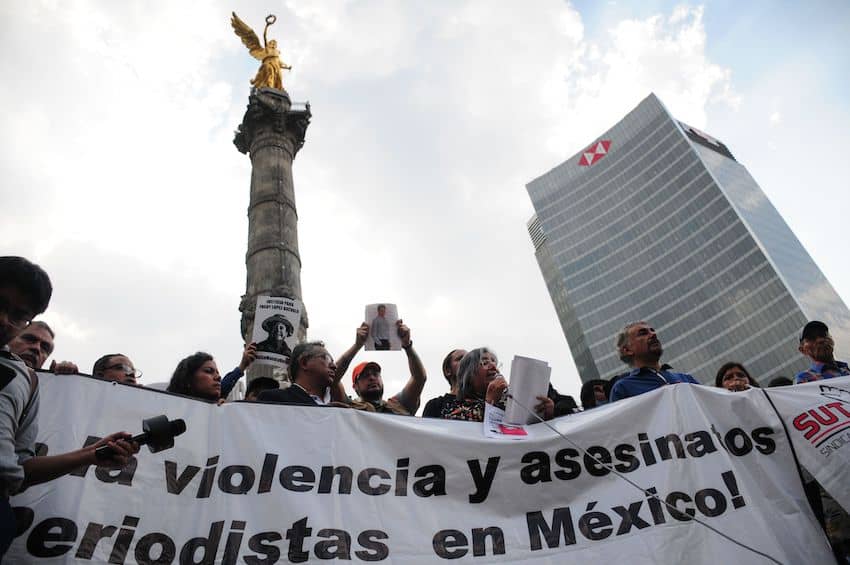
[578,140,611,166]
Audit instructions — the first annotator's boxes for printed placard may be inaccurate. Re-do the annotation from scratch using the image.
[251,295,301,369]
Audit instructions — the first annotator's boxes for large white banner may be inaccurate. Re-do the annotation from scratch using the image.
[766,375,850,513]
[8,375,835,563]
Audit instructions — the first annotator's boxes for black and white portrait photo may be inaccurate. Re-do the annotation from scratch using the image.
[251,296,302,370]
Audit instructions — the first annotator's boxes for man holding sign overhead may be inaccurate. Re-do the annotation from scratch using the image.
[334,317,427,415]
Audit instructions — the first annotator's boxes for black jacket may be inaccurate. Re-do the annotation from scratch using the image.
[257,384,319,406]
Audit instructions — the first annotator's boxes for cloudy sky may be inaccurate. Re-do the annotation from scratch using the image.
[2,1,848,406]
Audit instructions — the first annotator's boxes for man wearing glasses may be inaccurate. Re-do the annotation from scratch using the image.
[258,341,344,406]
[92,354,142,385]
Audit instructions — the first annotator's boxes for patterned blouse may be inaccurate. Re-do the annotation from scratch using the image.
[440,395,505,422]
[440,396,485,422]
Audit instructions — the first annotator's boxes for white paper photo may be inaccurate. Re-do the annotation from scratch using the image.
[364,303,401,351]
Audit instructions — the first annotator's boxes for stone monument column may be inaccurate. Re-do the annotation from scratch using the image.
[234,87,311,380]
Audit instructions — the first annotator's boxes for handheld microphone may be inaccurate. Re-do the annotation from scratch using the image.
[95,415,186,460]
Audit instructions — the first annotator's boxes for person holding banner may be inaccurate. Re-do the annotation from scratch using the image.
[795,320,850,384]
[440,348,553,422]
[258,341,343,406]
[610,321,698,402]
[0,256,139,559]
[714,362,760,392]
[8,320,78,375]
[166,345,258,401]
[167,352,225,402]
[793,320,850,560]
[92,353,142,385]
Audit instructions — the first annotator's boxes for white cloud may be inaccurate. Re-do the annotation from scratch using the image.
[1,1,772,403]
[549,5,738,158]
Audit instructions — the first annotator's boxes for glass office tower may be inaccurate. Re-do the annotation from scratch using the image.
[527,93,850,385]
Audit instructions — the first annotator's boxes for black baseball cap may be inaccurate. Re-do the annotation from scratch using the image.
[800,321,829,342]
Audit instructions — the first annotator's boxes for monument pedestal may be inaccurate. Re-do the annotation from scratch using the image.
[235,87,311,381]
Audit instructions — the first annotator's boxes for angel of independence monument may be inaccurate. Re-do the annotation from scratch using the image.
[232,13,311,380]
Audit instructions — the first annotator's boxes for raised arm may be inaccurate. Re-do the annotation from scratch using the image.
[329,323,369,403]
[220,343,257,398]
[335,323,368,380]
[395,320,427,414]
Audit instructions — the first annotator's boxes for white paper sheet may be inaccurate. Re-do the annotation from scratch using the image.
[504,355,551,425]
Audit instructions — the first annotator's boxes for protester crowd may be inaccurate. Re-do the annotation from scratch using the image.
[2,255,849,561]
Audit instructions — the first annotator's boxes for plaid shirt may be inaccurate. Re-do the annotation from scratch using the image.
[795,360,850,384]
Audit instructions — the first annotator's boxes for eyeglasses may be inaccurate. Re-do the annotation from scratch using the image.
[479,357,501,370]
[308,353,334,364]
[0,296,34,330]
[723,372,748,381]
[104,363,142,379]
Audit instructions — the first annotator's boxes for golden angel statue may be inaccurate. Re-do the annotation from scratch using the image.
[231,13,292,90]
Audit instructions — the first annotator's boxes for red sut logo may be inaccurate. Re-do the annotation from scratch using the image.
[578,140,611,166]
[792,384,850,447]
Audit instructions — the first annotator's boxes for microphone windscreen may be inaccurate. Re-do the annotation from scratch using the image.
[170,419,187,437]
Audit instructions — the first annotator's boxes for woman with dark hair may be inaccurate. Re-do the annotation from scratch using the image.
[167,352,222,402]
[440,348,553,422]
[714,362,760,392]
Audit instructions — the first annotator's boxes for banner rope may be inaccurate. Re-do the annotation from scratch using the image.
[505,394,784,565]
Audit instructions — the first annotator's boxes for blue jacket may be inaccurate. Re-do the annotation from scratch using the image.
[610,366,698,402]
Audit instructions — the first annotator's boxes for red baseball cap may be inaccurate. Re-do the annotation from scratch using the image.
[352,361,381,386]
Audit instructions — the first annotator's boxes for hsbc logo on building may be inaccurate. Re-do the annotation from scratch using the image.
[578,140,611,166]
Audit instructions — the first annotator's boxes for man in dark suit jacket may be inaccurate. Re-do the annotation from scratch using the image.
[257,341,338,406]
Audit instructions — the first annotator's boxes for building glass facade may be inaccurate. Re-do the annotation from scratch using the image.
[527,93,850,385]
